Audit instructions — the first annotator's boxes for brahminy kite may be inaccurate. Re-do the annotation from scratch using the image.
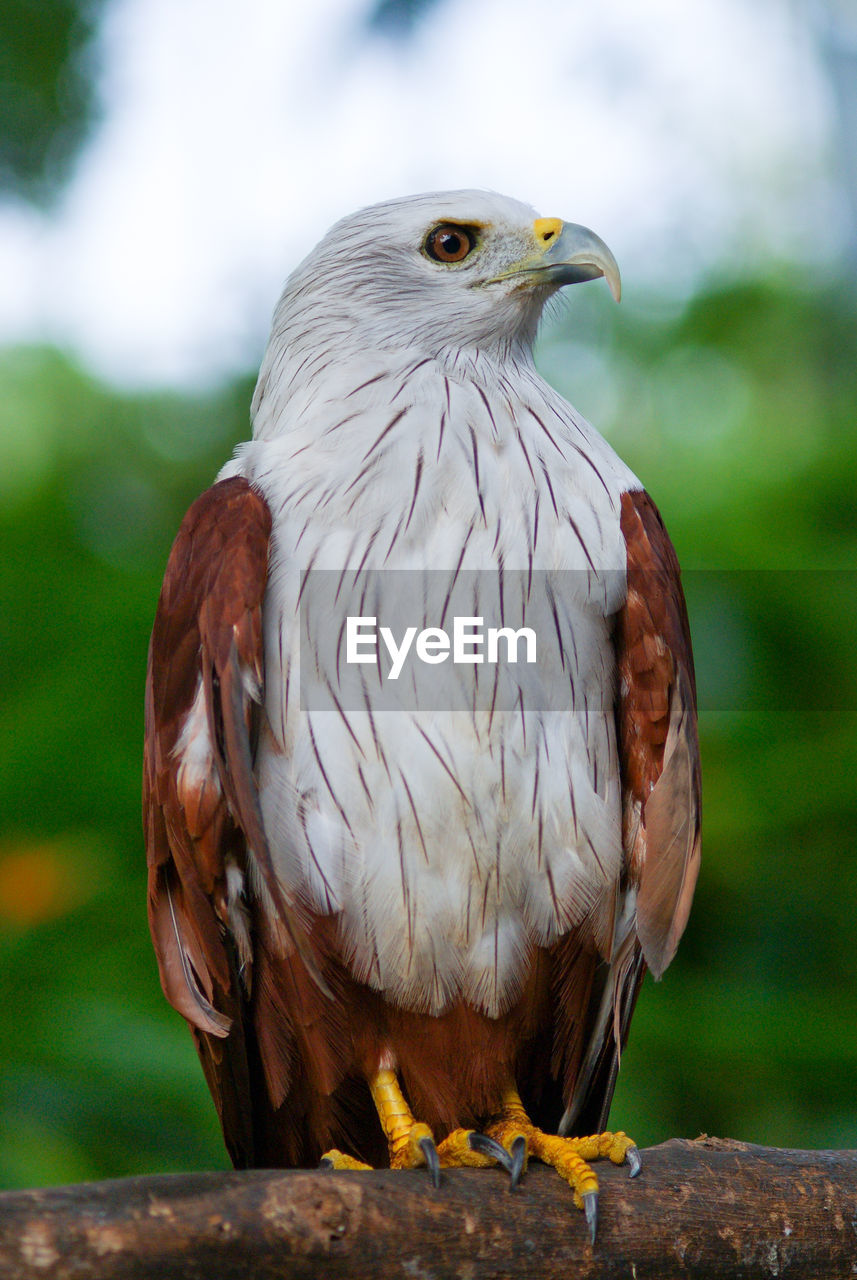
[144,191,700,1239]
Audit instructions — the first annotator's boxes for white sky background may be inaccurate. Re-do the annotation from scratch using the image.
[0,0,844,388]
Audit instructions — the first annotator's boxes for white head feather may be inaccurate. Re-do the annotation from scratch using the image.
[255,191,548,399]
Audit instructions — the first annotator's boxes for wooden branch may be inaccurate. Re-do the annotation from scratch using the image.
[1,1138,855,1279]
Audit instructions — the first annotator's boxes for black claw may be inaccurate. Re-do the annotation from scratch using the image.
[465,1132,527,1191]
[467,1131,513,1168]
[508,1135,527,1191]
[419,1135,441,1188]
[583,1190,598,1245]
[626,1145,642,1178]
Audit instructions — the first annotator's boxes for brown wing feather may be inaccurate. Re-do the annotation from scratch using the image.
[558,487,701,1135]
[143,475,307,1166]
[617,488,701,978]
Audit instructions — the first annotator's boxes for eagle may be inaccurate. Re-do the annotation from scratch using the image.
[143,190,700,1238]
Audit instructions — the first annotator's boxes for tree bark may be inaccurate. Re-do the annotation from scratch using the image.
[0,1137,855,1279]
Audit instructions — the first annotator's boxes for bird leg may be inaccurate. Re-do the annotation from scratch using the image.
[321,1067,440,1185]
[483,1083,640,1241]
[322,1065,641,1217]
[367,1071,525,1180]
[369,1067,441,1184]
[320,1067,525,1184]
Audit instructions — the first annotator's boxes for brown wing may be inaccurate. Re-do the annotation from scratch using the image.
[558,487,701,1135]
[143,474,317,1166]
[616,488,701,977]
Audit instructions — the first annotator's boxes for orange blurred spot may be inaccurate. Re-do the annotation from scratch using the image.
[0,844,86,926]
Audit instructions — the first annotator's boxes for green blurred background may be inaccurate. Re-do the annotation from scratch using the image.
[0,0,856,1189]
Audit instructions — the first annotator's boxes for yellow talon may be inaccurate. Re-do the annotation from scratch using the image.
[484,1083,639,1229]
[436,1127,496,1168]
[484,1116,530,1166]
[389,1120,433,1170]
[570,1128,637,1165]
[320,1149,372,1171]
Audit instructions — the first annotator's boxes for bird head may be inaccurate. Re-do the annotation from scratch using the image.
[262,191,620,376]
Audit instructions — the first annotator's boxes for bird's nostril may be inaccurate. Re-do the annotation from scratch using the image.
[533,217,564,247]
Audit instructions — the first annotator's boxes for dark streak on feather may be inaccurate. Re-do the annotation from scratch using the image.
[466,826,481,876]
[355,522,382,578]
[335,611,349,689]
[391,357,433,403]
[545,581,566,673]
[539,455,560,519]
[361,679,391,780]
[321,411,360,437]
[298,796,335,914]
[404,449,424,534]
[399,769,429,864]
[343,457,379,508]
[570,440,612,499]
[567,514,597,572]
[296,547,319,607]
[436,408,447,462]
[344,371,388,399]
[356,761,374,811]
[584,829,606,878]
[568,775,579,838]
[514,427,536,483]
[487,659,499,735]
[294,516,311,549]
[480,876,491,929]
[475,383,500,441]
[307,717,355,840]
[323,675,366,759]
[383,511,407,564]
[440,523,474,633]
[415,724,470,807]
[527,406,567,458]
[468,424,486,524]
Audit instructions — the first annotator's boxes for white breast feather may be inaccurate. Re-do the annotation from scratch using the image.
[223,337,641,1018]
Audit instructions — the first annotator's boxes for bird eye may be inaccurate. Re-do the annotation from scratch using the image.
[424,224,477,264]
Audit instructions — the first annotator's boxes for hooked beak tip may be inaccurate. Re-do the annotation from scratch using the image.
[539,220,622,303]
